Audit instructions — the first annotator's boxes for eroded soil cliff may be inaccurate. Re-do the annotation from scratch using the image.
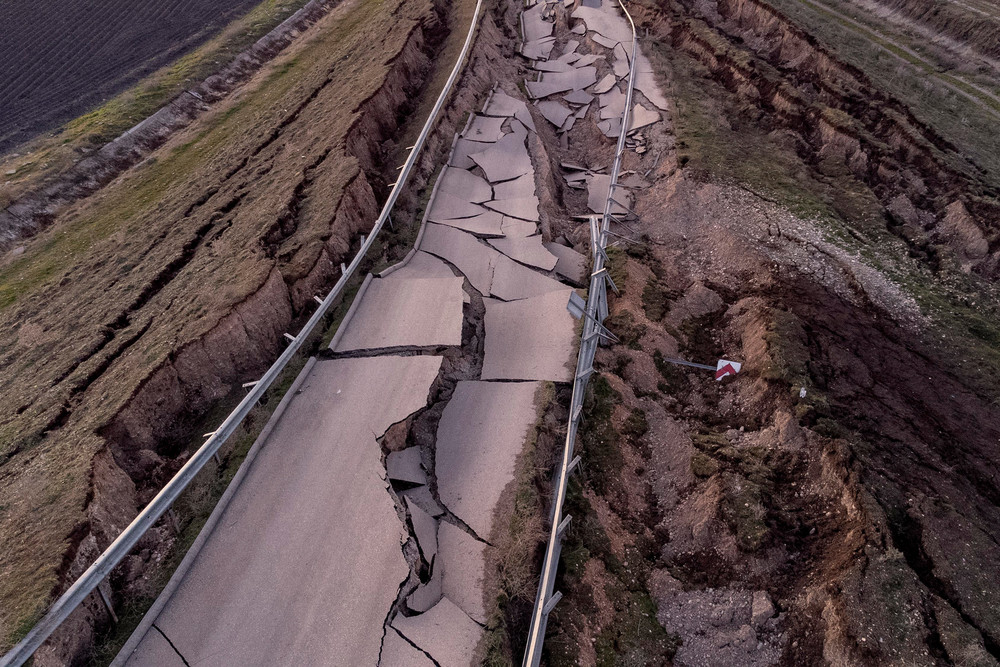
[536,0,1000,664]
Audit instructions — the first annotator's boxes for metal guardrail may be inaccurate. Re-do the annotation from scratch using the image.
[521,2,638,665]
[0,1,484,663]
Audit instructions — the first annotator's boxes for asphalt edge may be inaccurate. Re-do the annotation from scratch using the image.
[327,272,375,352]
[110,355,320,666]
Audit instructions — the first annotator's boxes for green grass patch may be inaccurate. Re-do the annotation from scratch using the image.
[641,278,677,322]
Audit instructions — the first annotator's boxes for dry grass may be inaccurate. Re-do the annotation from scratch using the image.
[0,0,435,649]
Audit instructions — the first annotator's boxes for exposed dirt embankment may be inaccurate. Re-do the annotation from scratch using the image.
[100,24,439,466]
[0,0,339,252]
[0,0,478,659]
[528,0,1000,660]
[608,170,1000,665]
[632,0,1000,279]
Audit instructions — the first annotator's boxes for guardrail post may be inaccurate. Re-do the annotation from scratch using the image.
[97,583,118,625]
[167,508,181,535]
[542,591,562,616]
[555,515,572,538]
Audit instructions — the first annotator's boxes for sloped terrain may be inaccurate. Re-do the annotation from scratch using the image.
[532,0,1000,664]
[0,0,458,657]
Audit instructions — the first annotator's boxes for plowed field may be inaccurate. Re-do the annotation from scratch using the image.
[0,0,262,152]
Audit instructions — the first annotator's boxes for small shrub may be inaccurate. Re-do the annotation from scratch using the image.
[691,452,720,477]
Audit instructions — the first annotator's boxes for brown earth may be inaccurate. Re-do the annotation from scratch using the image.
[849,0,1000,62]
[520,0,1000,664]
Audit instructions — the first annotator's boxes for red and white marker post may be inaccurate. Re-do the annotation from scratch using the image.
[715,359,742,381]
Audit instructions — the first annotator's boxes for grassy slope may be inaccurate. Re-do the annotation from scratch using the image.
[0,0,314,208]
[763,0,1000,178]
[0,0,433,648]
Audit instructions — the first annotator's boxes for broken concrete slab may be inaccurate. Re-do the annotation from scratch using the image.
[484,196,540,222]
[484,90,525,117]
[464,115,506,142]
[592,33,619,49]
[612,42,630,79]
[383,251,455,281]
[126,356,443,666]
[587,173,631,214]
[525,67,598,99]
[450,137,492,170]
[563,89,594,105]
[379,628,435,667]
[591,73,616,94]
[428,191,488,221]
[437,167,493,203]
[544,241,588,284]
[573,53,603,67]
[399,485,445,518]
[522,3,553,42]
[521,36,556,60]
[597,117,622,138]
[537,99,573,127]
[482,291,577,382]
[436,520,491,625]
[431,209,506,237]
[628,103,661,133]
[387,448,426,486]
[406,496,438,567]
[490,254,569,301]
[533,59,574,73]
[599,87,626,119]
[436,382,541,542]
[573,3,634,47]
[564,39,580,53]
[488,235,559,271]
[419,223,497,296]
[406,563,442,613]
[483,90,537,132]
[570,21,586,34]
[634,50,670,110]
[392,597,483,667]
[492,173,536,200]
[500,218,539,238]
[332,276,464,352]
[471,131,533,183]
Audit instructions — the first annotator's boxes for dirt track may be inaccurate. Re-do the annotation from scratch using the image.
[0,0,264,152]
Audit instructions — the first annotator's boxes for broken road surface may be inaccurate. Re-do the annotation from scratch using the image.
[120,356,442,666]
